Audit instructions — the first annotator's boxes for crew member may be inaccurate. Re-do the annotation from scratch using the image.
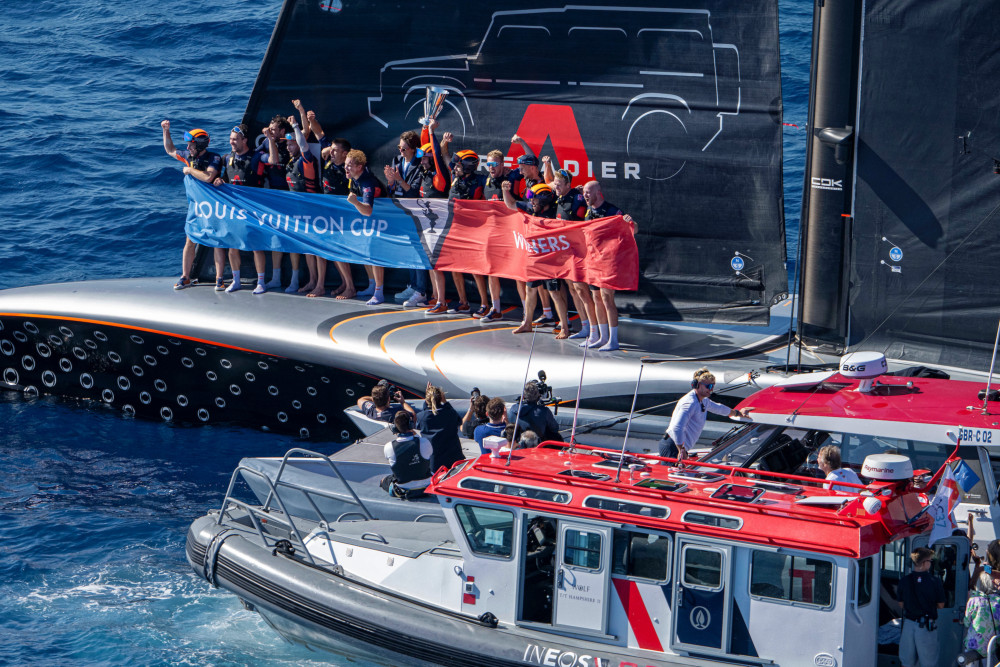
[502,182,569,338]
[160,120,223,291]
[344,149,386,305]
[213,123,268,294]
[380,411,433,499]
[258,115,292,292]
[307,110,358,300]
[433,148,487,315]
[659,368,753,461]
[818,445,862,492]
[581,180,636,351]
[479,148,524,319]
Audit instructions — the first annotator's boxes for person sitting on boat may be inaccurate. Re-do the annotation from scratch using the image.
[380,410,433,500]
[357,381,414,423]
[344,149,387,305]
[659,368,753,461]
[817,444,862,492]
[580,180,637,351]
[304,109,358,300]
[507,381,562,443]
[461,390,489,440]
[160,120,223,291]
[897,547,946,667]
[474,397,507,453]
[212,123,269,295]
[416,384,465,472]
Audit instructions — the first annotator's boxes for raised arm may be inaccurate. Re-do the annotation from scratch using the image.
[512,133,536,160]
[161,120,178,158]
[501,180,517,211]
[542,155,556,184]
[292,100,309,138]
[289,116,309,154]
[307,110,324,142]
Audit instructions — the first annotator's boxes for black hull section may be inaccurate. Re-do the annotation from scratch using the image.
[0,313,368,440]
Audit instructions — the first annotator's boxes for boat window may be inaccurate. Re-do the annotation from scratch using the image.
[929,543,959,609]
[858,557,873,606]
[701,424,780,467]
[455,505,514,558]
[682,511,742,530]
[750,551,834,608]
[459,477,570,504]
[584,496,669,518]
[564,529,602,570]
[682,546,723,590]
[612,530,671,582]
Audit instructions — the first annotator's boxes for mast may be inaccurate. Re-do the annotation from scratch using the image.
[797,0,864,348]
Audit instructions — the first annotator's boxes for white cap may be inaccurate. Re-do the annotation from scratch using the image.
[861,453,913,481]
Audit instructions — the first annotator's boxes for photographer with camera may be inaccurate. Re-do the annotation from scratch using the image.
[507,379,562,444]
[461,388,490,440]
[416,383,465,472]
[357,380,415,423]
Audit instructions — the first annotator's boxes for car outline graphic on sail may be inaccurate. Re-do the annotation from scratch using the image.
[367,4,741,181]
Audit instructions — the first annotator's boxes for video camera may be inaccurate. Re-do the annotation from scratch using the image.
[533,370,553,403]
[377,378,400,401]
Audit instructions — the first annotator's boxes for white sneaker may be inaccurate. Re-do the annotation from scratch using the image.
[403,292,428,308]
[395,285,416,301]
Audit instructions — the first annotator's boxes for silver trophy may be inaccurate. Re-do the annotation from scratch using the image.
[419,86,449,126]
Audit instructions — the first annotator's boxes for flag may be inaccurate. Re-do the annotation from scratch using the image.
[952,459,981,493]
[928,464,961,547]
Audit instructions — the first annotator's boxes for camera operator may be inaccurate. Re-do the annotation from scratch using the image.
[461,388,490,440]
[416,383,465,472]
[507,381,562,444]
[357,380,415,423]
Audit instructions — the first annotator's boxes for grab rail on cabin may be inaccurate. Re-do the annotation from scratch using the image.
[260,448,375,521]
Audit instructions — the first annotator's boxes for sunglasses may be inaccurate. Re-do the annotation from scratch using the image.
[700,383,715,390]
[231,126,245,135]
[486,161,500,167]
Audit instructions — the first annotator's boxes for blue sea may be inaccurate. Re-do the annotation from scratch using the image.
[0,1,811,664]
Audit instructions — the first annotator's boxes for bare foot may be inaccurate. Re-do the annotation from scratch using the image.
[297,281,317,294]
[330,284,346,298]
[336,288,356,300]
[555,330,570,340]
[307,287,326,298]
[512,323,532,334]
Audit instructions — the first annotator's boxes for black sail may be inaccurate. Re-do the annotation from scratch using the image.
[849,0,1000,369]
[243,0,787,325]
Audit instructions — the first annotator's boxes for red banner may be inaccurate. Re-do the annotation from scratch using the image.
[435,201,638,291]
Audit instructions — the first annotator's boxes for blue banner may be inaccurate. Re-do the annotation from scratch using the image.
[183,176,433,269]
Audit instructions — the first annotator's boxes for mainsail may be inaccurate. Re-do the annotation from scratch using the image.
[848,0,1000,369]
[242,0,787,325]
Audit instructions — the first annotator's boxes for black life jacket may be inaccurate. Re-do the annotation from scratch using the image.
[449,173,484,201]
[190,150,221,174]
[225,150,260,187]
[389,435,430,484]
[322,159,349,195]
[418,166,448,198]
[483,169,523,201]
[556,187,585,220]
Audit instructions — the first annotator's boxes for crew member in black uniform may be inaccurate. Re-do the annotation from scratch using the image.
[502,182,570,338]
[160,120,223,291]
[380,410,433,499]
[544,158,589,340]
[345,148,387,305]
[258,114,292,291]
[306,109,359,299]
[212,123,269,294]
[581,180,636,352]
[479,148,525,320]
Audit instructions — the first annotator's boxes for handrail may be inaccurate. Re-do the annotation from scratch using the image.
[361,532,389,544]
[415,513,447,523]
[261,448,374,520]
[336,511,369,523]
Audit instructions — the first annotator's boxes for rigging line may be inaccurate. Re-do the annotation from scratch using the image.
[852,198,1000,353]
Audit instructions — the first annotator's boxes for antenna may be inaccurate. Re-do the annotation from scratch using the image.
[614,363,645,483]
[982,318,1000,414]
[507,325,538,466]
[567,335,590,453]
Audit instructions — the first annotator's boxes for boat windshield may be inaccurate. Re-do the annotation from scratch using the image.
[701,424,957,479]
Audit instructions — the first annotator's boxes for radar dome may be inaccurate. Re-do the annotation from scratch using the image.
[861,453,913,482]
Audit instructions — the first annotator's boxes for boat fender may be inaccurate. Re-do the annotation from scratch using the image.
[478,611,499,628]
[202,528,239,588]
[272,539,296,557]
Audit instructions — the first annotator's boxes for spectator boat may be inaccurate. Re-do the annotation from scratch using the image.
[187,420,974,666]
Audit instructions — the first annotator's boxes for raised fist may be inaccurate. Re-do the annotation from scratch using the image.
[292,99,303,110]
[160,119,170,130]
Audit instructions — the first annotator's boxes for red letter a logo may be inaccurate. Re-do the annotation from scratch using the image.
[510,104,590,176]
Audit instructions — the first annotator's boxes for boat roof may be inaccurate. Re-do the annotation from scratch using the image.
[427,443,932,559]
[737,373,1000,445]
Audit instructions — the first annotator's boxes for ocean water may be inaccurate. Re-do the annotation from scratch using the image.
[0,1,811,664]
